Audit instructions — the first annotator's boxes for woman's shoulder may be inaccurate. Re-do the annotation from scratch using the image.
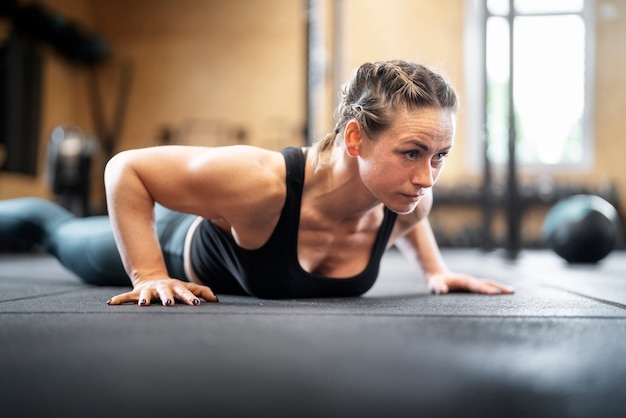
[187,145,286,180]
[200,145,289,243]
[158,145,286,222]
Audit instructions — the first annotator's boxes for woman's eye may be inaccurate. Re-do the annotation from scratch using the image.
[433,152,448,163]
[404,151,419,160]
[403,150,448,162]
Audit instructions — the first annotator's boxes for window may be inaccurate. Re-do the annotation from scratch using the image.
[464,0,595,171]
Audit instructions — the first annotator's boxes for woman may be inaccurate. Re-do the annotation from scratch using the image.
[0,60,513,306]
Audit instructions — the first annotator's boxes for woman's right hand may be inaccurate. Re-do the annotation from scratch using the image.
[106,277,219,306]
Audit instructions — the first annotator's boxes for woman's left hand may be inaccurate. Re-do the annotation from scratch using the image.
[426,272,514,295]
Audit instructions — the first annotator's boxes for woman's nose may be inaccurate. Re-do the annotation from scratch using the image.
[411,163,434,188]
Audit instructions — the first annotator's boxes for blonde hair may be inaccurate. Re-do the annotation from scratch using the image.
[311,60,458,170]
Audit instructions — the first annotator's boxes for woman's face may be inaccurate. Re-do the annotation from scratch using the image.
[353,106,456,214]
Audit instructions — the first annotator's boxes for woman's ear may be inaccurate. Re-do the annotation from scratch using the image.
[344,120,363,157]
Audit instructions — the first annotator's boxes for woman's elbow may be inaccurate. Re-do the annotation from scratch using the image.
[104,150,137,192]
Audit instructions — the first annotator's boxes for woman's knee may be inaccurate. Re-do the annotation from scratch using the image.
[52,217,130,286]
[0,197,74,247]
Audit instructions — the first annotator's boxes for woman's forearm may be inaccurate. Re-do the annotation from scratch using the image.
[395,217,450,278]
[104,151,170,285]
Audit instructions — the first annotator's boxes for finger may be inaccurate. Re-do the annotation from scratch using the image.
[433,286,449,295]
[138,288,154,306]
[107,290,139,305]
[173,286,202,306]
[469,279,513,295]
[156,285,175,307]
[483,280,515,294]
[185,282,219,303]
[428,277,449,295]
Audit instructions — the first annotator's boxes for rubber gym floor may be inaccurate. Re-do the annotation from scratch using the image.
[1,248,625,418]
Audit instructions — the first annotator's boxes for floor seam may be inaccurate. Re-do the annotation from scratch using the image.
[1,311,626,320]
[541,284,626,310]
[0,288,88,304]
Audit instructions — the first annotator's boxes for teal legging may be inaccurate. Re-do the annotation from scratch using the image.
[0,198,196,286]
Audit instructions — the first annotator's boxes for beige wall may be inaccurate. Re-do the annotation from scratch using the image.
[0,0,307,208]
[1,0,624,231]
[90,0,306,151]
[594,0,626,189]
[338,0,468,182]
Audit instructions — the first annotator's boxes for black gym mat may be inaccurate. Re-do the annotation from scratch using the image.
[1,249,625,418]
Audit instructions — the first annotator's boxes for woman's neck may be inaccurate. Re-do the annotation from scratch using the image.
[303,147,381,222]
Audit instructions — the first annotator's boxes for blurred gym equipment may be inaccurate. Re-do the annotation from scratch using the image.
[46,126,96,216]
[542,194,622,264]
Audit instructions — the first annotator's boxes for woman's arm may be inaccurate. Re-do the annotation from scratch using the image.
[393,191,514,295]
[103,145,285,306]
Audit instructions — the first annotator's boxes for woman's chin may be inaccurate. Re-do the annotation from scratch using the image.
[386,201,419,216]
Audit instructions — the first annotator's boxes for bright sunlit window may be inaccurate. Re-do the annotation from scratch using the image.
[464,0,595,171]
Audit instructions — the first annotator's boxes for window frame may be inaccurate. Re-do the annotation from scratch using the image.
[463,0,596,174]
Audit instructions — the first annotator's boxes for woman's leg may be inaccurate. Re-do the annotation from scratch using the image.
[0,197,129,285]
[0,198,196,286]
[0,197,74,249]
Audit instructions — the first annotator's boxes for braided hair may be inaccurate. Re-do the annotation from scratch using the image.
[311,60,458,171]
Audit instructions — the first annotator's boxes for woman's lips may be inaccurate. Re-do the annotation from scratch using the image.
[401,193,424,203]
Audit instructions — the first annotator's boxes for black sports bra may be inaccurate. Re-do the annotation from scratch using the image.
[190,146,398,299]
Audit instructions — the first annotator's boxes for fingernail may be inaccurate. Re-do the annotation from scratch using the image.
[214,295,219,303]
[192,298,200,306]
[106,299,112,305]
[165,299,172,306]
[139,299,147,305]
